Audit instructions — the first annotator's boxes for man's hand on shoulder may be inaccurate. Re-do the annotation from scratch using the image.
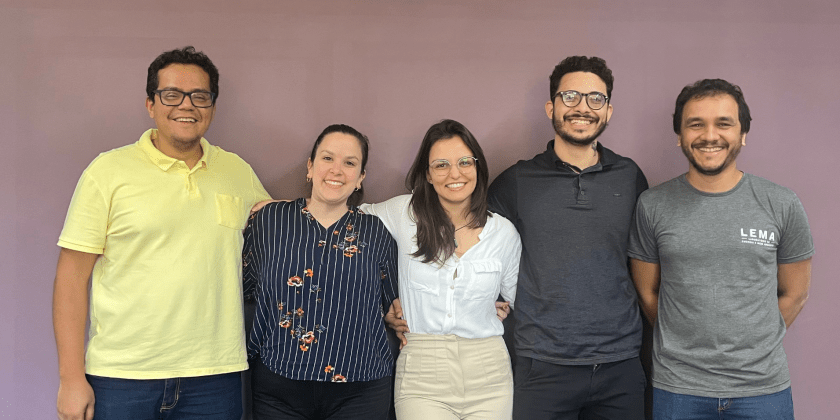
[57,376,94,420]
[251,199,282,213]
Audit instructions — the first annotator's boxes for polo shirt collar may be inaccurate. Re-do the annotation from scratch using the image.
[138,128,212,171]
[543,139,618,169]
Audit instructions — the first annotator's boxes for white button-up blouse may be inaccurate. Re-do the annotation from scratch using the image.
[361,195,521,339]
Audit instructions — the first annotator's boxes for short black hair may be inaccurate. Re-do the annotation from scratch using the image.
[146,46,219,104]
[673,79,751,135]
[549,56,614,100]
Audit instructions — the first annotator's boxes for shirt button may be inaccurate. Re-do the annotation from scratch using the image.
[447,313,452,317]
[450,285,455,289]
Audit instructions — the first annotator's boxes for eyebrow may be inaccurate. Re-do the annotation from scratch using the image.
[158,87,212,93]
[684,116,736,124]
[319,149,360,160]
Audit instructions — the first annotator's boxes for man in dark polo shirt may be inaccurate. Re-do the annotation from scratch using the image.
[489,56,647,419]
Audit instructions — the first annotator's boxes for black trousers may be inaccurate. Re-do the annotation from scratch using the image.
[512,356,646,420]
[251,360,391,420]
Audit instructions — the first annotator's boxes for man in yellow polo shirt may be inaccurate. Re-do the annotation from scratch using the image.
[53,46,271,420]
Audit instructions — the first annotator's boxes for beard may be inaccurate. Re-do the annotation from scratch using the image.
[552,110,608,146]
[681,140,741,176]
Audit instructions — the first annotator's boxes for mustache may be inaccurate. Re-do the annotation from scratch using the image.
[691,140,727,148]
[564,113,598,122]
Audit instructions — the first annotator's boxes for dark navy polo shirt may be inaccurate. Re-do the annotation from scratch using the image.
[489,141,648,365]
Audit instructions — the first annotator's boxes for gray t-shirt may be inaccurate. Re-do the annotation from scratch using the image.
[628,173,814,398]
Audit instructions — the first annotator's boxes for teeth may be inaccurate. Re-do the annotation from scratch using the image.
[447,183,465,188]
[569,119,592,125]
[325,180,343,186]
[175,118,196,122]
[698,147,723,152]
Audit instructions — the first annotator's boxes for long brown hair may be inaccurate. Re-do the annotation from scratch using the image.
[405,119,490,264]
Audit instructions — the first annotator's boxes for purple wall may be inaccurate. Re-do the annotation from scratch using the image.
[3,1,838,418]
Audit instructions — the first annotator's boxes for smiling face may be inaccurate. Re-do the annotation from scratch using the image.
[546,71,613,146]
[306,132,366,208]
[679,94,746,177]
[145,63,215,150]
[427,136,477,209]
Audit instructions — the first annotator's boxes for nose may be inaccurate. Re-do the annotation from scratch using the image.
[178,95,196,110]
[701,125,720,141]
[447,164,462,178]
[329,160,342,173]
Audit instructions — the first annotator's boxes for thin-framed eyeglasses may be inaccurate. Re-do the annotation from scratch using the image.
[554,90,609,110]
[154,89,216,108]
[429,156,478,176]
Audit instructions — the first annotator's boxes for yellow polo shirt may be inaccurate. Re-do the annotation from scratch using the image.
[58,129,271,379]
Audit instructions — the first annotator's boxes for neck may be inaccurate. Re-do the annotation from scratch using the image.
[440,199,472,227]
[305,198,348,225]
[553,138,599,170]
[685,165,743,193]
[152,132,203,169]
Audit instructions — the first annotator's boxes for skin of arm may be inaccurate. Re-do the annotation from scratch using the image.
[777,258,811,328]
[384,298,409,349]
[630,258,661,326]
[53,248,99,420]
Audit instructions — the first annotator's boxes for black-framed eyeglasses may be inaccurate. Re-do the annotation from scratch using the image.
[429,156,478,176]
[554,90,609,110]
[154,89,216,108]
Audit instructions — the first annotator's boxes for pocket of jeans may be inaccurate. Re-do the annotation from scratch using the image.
[215,193,247,230]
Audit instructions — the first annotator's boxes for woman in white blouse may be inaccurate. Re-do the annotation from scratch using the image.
[361,119,521,419]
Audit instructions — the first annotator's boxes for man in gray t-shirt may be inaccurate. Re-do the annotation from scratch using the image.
[628,79,813,419]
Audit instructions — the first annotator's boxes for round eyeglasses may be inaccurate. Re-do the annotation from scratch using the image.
[554,90,609,110]
[154,89,216,108]
[429,156,478,176]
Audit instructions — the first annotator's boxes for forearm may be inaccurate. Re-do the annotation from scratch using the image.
[777,259,812,329]
[630,259,661,325]
[52,249,97,380]
[638,292,658,325]
[53,275,90,380]
[778,292,808,328]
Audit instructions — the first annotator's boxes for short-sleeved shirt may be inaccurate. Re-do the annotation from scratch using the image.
[489,141,648,365]
[58,129,271,379]
[361,195,520,339]
[628,173,814,398]
[243,199,399,382]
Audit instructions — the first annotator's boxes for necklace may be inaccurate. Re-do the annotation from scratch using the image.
[453,224,470,248]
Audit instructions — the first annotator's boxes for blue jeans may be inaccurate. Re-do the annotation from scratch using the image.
[86,372,242,420]
[653,387,794,420]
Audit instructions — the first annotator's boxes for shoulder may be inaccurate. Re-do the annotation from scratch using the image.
[361,194,412,216]
[601,145,643,172]
[85,142,142,171]
[487,211,520,238]
[743,173,799,201]
[253,198,303,222]
[207,143,256,173]
[638,175,685,204]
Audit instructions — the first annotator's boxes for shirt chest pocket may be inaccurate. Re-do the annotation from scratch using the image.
[462,260,502,301]
[215,193,247,230]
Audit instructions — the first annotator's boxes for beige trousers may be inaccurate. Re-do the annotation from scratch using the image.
[394,333,513,420]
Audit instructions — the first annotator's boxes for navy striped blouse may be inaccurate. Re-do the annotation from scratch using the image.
[243,199,399,382]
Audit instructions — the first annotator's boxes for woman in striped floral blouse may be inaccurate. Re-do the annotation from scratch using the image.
[243,124,400,419]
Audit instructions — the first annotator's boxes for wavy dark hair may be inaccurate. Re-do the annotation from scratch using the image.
[673,78,751,135]
[549,56,614,100]
[405,119,490,264]
[146,46,219,104]
[309,124,370,207]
